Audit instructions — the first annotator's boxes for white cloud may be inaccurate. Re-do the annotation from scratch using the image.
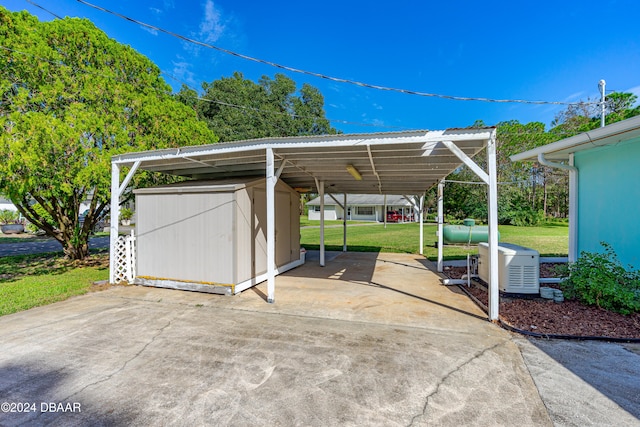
[140,25,158,36]
[199,0,225,44]
[563,91,586,102]
[171,58,197,87]
[182,1,227,57]
[149,7,162,15]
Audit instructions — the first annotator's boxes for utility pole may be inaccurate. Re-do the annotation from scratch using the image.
[598,79,606,127]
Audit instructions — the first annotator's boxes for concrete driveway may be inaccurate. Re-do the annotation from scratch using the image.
[0,252,637,426]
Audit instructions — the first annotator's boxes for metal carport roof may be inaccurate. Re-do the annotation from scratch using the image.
[111,128,492,195]
[109,127,502,320]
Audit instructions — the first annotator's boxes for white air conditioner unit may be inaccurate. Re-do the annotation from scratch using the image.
[478,242,540,294]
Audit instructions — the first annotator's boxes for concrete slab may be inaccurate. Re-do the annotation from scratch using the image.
[514,337,640,427]
[0,251,580,425]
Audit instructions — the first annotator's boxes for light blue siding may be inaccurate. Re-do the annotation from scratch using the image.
[575,137,640,268]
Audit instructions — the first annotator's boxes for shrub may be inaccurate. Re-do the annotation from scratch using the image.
[120,207,133,221]
[556,242,640,315]
[0,209,20,224]
[501,207,546,227]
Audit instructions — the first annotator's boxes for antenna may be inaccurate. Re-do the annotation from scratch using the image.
[598,79,606,127]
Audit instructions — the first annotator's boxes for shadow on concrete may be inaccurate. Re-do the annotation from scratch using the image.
[301,245,383,253]
[525,338,640,421]
[0,362,133,426]
[359,280,488,322]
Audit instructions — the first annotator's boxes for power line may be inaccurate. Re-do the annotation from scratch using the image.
[2,41,598,136]
[74,0,590,107]
[0,44,402,131]
[24,0,61,19]
[1,42,597,136]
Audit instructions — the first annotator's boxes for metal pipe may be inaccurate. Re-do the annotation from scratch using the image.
[540,278,563,284]
[537,153,578,263]
[599,79,606,128]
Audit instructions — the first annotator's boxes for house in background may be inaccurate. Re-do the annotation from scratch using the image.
[307,194,415,222]
[511,115,640,268]
[0,198,18,211]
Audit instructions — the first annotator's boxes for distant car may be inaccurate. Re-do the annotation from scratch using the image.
[386,211,414,222]
[386,211,402,222]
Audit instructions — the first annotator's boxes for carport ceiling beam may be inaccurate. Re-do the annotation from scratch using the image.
[276,159,288,178]
[184,156,213,167]
[328,194,345,209]
[442,140,489,184]
[117,161,141,196]
[366,144,382,194]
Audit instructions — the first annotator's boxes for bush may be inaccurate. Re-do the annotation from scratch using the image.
[556,242,640,315]
[0,209,20,224]
[120,207,133,221]
[501,207,546,226]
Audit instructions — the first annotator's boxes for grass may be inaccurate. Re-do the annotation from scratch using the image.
[0,252,109,316]
[300,222,568,260]
[0,234,50,244]
[0,221,567,316]
[300,218,370,227]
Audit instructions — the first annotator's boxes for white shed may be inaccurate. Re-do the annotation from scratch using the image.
[133,178,302,295]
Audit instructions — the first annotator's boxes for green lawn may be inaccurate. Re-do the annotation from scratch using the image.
[0,253,109,316]
[300,222,568,260]
[0,221,567,317]
[300,218,370,227]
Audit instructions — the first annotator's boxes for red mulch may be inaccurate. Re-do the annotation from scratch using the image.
[445,264,640,340]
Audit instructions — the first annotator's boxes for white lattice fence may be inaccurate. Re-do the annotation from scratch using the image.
[114,231,136,283]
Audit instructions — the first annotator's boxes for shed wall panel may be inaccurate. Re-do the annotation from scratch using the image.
[136,192,235,284]
[252,188,268,277]
[234,185,254,283]
[135,178,301,289]
[276,190,292,266]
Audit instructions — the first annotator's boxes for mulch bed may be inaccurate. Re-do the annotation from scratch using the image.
[445,264,640,340]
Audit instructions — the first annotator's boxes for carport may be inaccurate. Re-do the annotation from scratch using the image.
[109,128,501,319]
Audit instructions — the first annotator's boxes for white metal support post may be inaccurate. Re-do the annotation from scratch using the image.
[343,193,347,252]
[109,160,141,284]
[437,180,444,273]
[419,195,425,255]
[319,180,325,267]
[109,162,120,284]
[266,148,276,303]
[486,133,500,321]
[383,194,387,228]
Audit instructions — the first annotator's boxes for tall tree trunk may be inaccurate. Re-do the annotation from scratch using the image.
[63,241,89,260]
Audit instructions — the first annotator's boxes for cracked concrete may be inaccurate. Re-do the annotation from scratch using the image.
[0,252,633,425]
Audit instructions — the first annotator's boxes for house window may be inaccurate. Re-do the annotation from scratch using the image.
[356,206,374,216]
[313,206,321,212]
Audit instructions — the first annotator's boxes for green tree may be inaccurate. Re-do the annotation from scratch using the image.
[0,8,217,259]
[179,71,338,141]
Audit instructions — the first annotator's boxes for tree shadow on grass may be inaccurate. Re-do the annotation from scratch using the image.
[0,251,109,284]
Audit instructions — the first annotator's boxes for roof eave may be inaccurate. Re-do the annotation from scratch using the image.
[510,115,640,162]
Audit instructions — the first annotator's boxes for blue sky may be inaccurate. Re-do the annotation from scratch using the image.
[4,0,640,133]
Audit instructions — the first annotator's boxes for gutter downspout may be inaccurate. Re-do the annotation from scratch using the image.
[537,153,578,263]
